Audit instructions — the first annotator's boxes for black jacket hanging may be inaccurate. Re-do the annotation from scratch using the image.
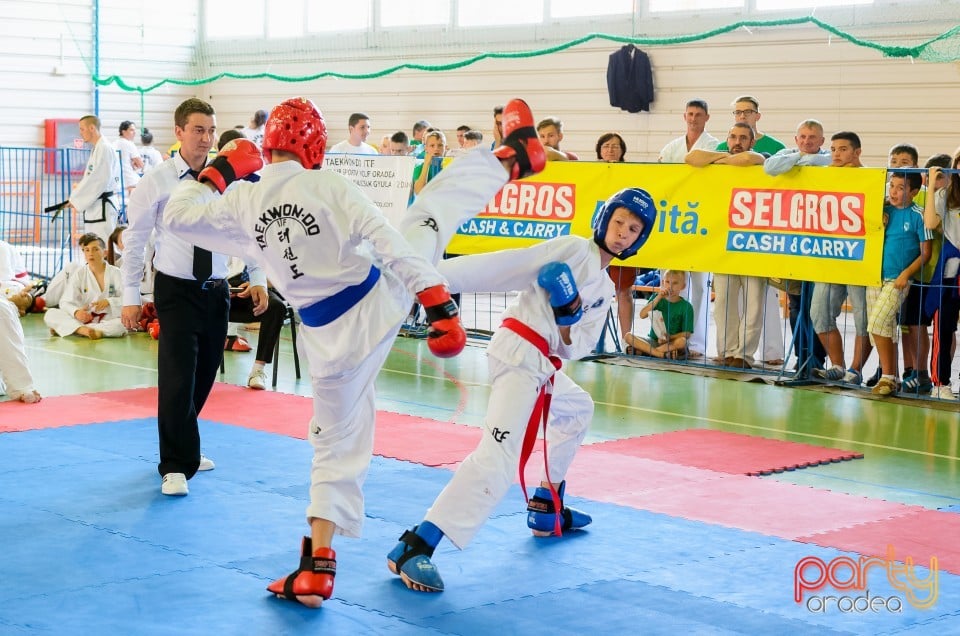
[606,44,654,113]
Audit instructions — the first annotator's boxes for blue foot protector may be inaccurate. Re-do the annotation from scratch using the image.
[386,522,445,592]
[527,481,592,536]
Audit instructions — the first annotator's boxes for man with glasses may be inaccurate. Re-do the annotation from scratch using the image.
[715,96,784,156]
[715,96,786,366]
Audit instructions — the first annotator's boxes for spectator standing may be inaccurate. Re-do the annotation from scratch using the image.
[658,98,719,357]
[116,120,144,196]
[68,115,121,244]
[139,128,165,174]
[327,113,377,155]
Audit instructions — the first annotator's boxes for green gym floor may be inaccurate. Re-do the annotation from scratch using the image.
[10,311,959,509]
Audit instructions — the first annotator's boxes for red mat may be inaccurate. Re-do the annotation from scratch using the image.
[798,508,960,576]
[1,386,481,465]
[585,429,863,476]
[0,394,156,432]
[373,411,482,466]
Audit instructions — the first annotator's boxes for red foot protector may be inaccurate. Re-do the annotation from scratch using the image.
[267,537,336,607]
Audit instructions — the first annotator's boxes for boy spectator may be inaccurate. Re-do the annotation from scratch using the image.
[412,130,446,196]
[44,233,126,340]
[387,131,412,156]
[887,143,932,395]
[810,132,873,386]
[623,269,693,359]
[462,130,483,150]
[410,119,431,157]
[867,172,932,396]
[888,143,919,171]
[923,155,960,400]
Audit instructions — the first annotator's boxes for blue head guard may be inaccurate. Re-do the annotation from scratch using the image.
[592,187,657,259]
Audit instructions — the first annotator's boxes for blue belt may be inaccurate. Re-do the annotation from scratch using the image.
[299,265,381,327]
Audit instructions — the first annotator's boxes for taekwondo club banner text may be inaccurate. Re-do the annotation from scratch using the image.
[322,154,415,229]
[323,156,886,287]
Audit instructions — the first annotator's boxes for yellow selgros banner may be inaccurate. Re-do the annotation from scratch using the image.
[446,161,887,287]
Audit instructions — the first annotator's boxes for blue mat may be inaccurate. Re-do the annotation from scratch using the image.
[1,419,956,634]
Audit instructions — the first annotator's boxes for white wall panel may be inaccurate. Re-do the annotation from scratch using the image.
[0,0,198,150]
[205,22,960,167]
[2,0,958,169]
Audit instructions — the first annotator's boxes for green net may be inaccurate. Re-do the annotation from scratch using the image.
[94,16,960,94]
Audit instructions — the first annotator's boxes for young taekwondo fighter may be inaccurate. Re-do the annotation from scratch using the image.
[163,97,547,608]
[386,187,658,593]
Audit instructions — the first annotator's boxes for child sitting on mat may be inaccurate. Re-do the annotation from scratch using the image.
[44,233,127,340]
[623,269,694,359]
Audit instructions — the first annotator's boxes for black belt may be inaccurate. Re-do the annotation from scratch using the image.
[201,278,227,291]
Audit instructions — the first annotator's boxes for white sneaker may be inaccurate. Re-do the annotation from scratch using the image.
[161,472,188,496]
[247,368,267,390]
[931,385,957,401]
[842,369,863,386]
[198,455,215,471]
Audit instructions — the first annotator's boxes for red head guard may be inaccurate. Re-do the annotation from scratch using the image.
[262,98,327,169]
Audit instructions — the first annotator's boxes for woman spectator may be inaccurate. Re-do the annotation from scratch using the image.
[596,132,626,163]
[595,133,639,348]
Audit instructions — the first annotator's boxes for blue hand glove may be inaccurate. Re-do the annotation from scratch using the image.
[538,262,582,326]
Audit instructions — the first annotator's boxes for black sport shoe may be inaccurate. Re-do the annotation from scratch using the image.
[865,367,882,388]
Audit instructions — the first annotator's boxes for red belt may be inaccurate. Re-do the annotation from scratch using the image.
[501,317,565,536]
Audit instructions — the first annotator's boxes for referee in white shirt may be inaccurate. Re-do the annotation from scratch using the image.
[120,98,268,497]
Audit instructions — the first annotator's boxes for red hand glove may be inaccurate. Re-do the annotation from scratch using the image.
[147,319,160,340]
[199,138,264,194]
[416,285,466,358]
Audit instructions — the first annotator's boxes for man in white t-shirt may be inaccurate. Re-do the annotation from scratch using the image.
[657,98,719,357]
[327,113,378,155]
[658,99,719,164]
